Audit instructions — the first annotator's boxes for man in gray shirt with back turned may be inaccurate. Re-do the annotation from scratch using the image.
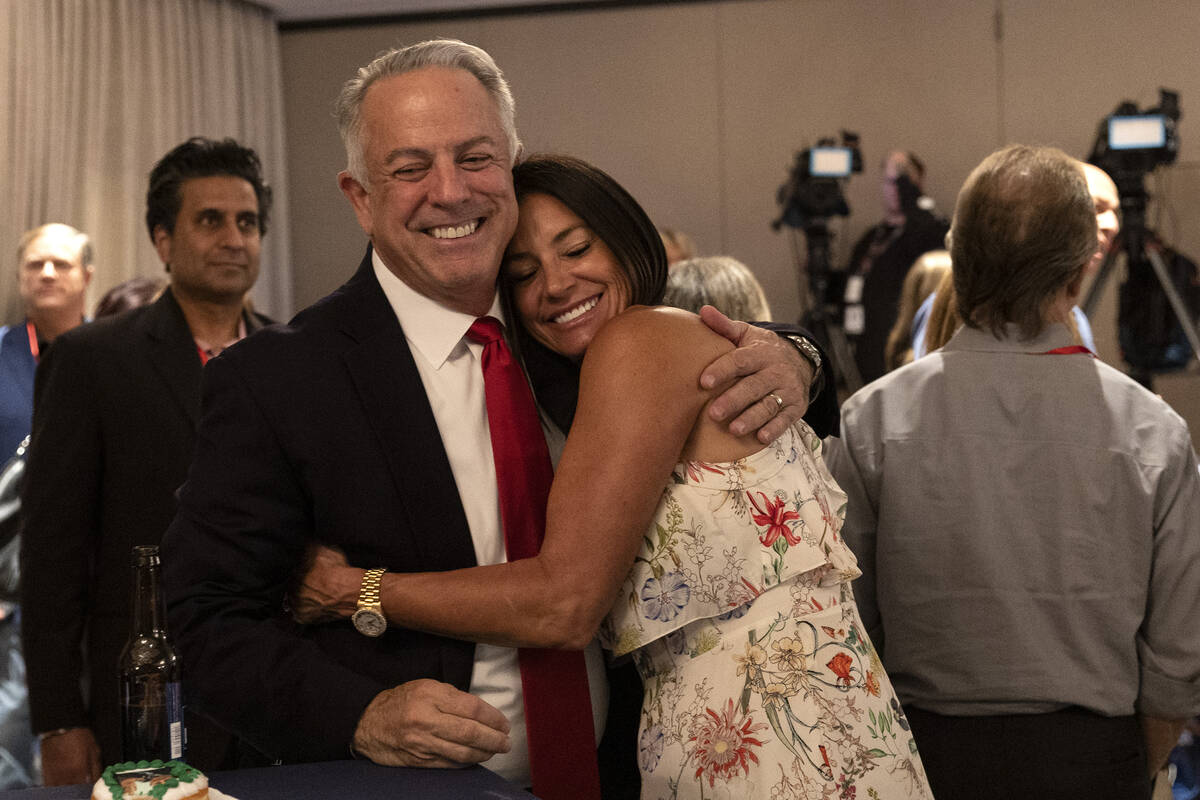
[826,144,1200,800]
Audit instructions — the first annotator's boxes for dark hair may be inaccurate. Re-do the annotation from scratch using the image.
[94,276,165,318]
[950,144,1096,339]
[511,154,667,306]
[509,154,667,434]
[145,137,272,241]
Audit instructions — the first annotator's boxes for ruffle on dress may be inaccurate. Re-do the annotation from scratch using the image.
[601,423,859,658]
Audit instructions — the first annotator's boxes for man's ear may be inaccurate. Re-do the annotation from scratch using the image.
[152,226,172,268]
[338,171,373,236]
[82,265,95,287]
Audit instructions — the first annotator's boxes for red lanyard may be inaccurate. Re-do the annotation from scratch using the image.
[1036,345,1095,357]
[25,321,39,363]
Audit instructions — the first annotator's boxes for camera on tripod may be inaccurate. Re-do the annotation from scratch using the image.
[1080,87,1200,381]
[772,131,863,230]
[772,131,866,390]
[1088,88,1180,195]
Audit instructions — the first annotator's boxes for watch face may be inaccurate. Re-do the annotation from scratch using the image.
[352,608,387,637]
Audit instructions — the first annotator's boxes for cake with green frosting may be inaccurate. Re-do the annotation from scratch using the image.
[91,760,208,800]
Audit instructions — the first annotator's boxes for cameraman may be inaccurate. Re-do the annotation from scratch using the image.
[840,150,948,383]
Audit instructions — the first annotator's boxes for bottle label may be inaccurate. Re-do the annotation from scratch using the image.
[167,681,184,760]
[121,673,185,762]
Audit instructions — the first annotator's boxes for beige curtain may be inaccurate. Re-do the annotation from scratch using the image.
[0,0,292,323]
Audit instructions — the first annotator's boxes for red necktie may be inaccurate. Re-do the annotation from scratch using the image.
[466,317,601,800]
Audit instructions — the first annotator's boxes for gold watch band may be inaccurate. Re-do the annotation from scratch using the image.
[358,568,385,610]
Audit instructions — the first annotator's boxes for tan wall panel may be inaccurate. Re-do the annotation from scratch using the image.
[716,1,997,321]
[486,4,724,259]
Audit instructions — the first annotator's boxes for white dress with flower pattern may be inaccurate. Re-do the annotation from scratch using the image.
[600,423,931,799]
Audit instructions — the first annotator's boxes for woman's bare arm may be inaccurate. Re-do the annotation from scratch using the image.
[292,307,743,648]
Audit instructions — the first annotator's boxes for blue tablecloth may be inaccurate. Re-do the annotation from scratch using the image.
[0,760,535,799]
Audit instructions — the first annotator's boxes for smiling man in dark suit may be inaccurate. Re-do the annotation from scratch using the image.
[20,137,273,786]
[160,40,832,798]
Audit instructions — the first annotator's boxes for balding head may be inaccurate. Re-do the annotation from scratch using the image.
[949,145,1096,339]
[17,223,94,329]
[1081,162,1120,273]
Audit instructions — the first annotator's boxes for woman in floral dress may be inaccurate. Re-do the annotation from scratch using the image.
[294,154,930,799]
[605,421,927,798]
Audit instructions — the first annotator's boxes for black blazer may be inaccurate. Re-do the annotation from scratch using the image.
[20,288,270,764]
[162,252,481,763]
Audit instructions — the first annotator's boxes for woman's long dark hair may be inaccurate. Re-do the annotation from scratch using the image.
[506,154,669,431]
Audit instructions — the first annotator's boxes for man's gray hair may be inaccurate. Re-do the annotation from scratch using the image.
[17,223,94,269]
[335,39,521,186]
[663,255,773,322]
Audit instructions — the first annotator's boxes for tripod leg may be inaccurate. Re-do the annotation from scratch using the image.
[1146,246,1200,365]
[826,324,862,394]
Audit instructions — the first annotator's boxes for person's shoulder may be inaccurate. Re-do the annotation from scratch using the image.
[218,280,367,373]
[0,327,14,365]
[1093,359,1190,431]
[219,318,305,369]
[589,305,730,367]
[0,325,15,355]
[578,306,732,400]
[841,352,939,420]
[51,304,151,353]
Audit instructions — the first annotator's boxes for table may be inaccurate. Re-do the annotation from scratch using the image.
[0,760,536,799]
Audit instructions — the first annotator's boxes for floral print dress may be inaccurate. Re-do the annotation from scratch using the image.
[600,423,931,800]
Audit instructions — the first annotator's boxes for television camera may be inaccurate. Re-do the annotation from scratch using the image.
[773,131,864,390]
[1082,88,1200,383]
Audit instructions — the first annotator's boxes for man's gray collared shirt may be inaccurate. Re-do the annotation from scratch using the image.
[826,323,1200,718]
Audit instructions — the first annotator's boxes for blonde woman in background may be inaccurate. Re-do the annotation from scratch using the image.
[884,250,950,370]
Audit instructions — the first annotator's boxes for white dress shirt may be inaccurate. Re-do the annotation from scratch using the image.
[372,253,607,784]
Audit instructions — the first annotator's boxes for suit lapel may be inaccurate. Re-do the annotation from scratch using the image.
[141,288,203,428]
[338,253,478,572]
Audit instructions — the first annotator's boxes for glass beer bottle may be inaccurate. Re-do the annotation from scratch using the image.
[118,545,184,761]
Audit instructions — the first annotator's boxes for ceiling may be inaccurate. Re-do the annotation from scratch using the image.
[258,0,607,24]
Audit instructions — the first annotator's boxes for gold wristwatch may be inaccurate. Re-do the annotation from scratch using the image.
[351,568,387,637]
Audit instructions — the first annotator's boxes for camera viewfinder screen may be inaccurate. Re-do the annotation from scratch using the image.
[1108,115,1167,150]
[809,147,853,177]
